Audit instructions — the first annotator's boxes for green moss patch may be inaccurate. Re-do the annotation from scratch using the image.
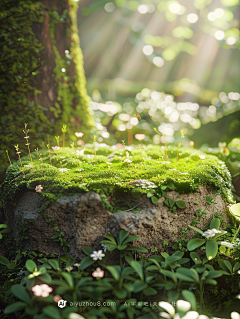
[0,144,235,207]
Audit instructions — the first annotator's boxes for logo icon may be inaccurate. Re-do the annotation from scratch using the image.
[58,300,67,308]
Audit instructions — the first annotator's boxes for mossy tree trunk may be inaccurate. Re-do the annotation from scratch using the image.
[0,0,94,178]
[32,0,93,128]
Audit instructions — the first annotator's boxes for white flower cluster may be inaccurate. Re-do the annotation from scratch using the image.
[158,300,239,319]
[202,229,222,239]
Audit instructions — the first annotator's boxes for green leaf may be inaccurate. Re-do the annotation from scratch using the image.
[113,288,128,299]
[175,200,185,209]
[187,239,205,251]
[203,279,217,285]
[38,273,52,284]
[59,254,71,262]
[151,196,158,204]
[62,272,74,288]
[190,252,201,264]
[25,260,37,272]
[103,234,117,244]
[125,246,148,252]
[131,189,142,199]
[130,261,144,281]
[233,262,240,272]
[48,259,59,270]
[167,183,175,189]
[168,198,175,207]
[147,192,154,198]
[7,263,17,269]
[206,240,218,260]
[0,255,10,265]
[133,280,148,293]
[143,287,158,296]
[218,259,232,274]
[106,266,120,281]
[205,270,222,279]
[175,272,195,282]
[122,235,141,245]
[12,285,31,304]
[0,224,7,229]
[188,225,204,235]
[117,245,127,250]
[43,306,61,319]
[210,218,220,230]
[168,290,180,301]
[219,245,226,254]
[82,246,93,256]
[80,256,95,270]
[181,290,197,310]
[4,302,26,314]
[118,230,129,245]
[176,268,199,283]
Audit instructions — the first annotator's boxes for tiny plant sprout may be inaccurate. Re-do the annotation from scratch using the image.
[6,150,12,166]
[23,123,34,169]
[54,136,60,155]
[70,142,83,181]
[46,144,52,165]
[176,143,181,163]
[121,139,127,158]
[62,124,67,147]
[180,129,185,138]
[154,127,167,159]
[35,148,45,168]
[14,145,25,177]
[93,135,97,164]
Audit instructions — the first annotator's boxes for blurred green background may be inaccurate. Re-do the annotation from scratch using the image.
[77,0,240,146]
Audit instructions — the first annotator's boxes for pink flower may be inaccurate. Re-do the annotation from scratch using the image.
[92,267,104,278]
[135,134,145,141]
[77,139,85,146]
[75,132,84,138]
[54,295,61,302]
[32,284,53,297]
[116,143,123,149]
[52,146,60,151]
[35,185,43,193]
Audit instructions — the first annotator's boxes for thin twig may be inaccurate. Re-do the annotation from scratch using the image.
[116,198,149,214]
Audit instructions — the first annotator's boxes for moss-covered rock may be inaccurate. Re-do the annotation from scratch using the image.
[0,145,236,259]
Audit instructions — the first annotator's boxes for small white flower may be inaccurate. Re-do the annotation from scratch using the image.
[35,185,43,193]
[59,168,70,173]
[221,241,236,248]
[90,250,105,260]
[69,313,85,319]
[159,302,175,317]
[124,159,132,163]
[52,146,60,151]
[199,154,205,159]
[202,228,221,238]
[92,267,104,278]
[76,149,85,157]
[231,312,240,319]
[74,263,80,267]
[65,266,73,272]
[182,311,199,319]
[176,300,191,312]
[75,132,84,138]
[32,284,53,298]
